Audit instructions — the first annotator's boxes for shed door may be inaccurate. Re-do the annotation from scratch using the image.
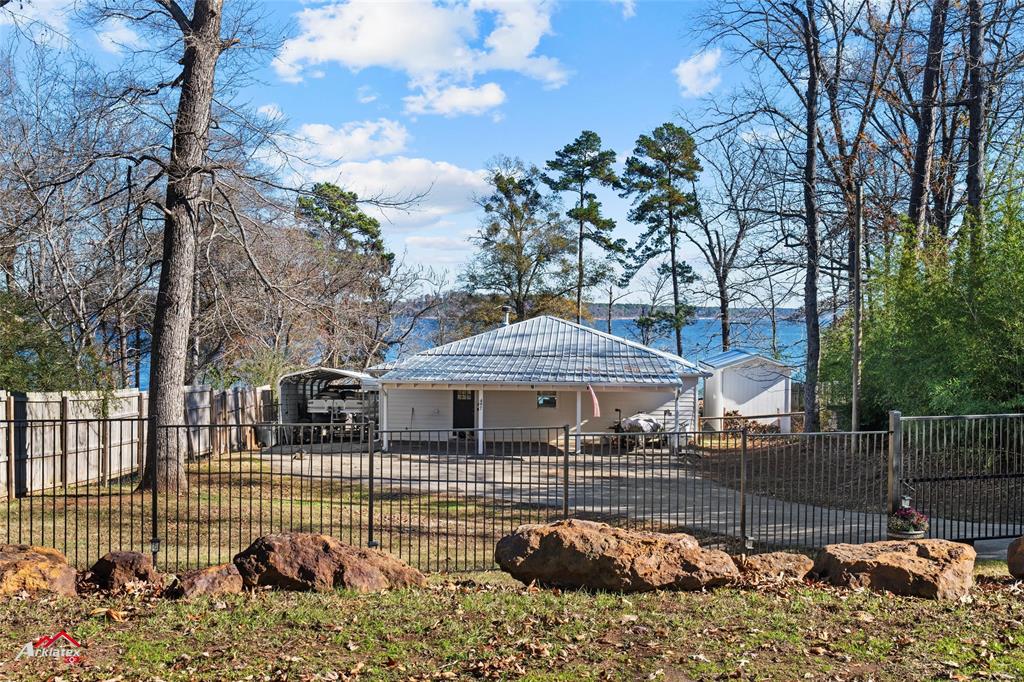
[452,390,475,430]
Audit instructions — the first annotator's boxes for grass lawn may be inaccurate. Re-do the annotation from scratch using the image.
[1,564,1021,681]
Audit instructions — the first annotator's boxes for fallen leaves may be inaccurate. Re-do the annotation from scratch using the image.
[90,607,127,622]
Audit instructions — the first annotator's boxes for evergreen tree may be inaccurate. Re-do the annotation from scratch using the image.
[461,159,575,328]
[620,123,702,356]
[543,130,623,322]
[297,182,391,261]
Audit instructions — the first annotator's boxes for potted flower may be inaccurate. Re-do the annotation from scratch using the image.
[887,506,929,540]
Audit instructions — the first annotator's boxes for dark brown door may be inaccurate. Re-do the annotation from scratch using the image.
[452,390,475,431]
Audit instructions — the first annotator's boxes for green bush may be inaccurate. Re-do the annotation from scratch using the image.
[822,192,1024,427]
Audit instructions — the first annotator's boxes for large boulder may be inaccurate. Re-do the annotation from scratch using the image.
[167,563,244,600]
[0,545,77,597]
[736,552,813,582]
[813,539,975,600]
[89,551,161,592]
[233,533,424,592]
[1009,537,1024,579]
[494,519,738,592]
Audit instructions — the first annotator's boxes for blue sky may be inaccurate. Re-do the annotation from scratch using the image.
[7,0,738,296]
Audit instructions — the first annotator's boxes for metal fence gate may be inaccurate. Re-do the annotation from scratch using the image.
[897,412,1024,541]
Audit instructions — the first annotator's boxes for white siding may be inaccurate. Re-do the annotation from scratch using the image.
[384,388,452,434]
[720,359,792,424]
[382,383,699,436]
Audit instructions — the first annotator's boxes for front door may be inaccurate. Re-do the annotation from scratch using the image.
[452,390,475,432]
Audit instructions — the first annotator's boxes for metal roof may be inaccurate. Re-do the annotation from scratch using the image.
[379,316,707,387]
[277,367,379,391]
[699,348,792,371]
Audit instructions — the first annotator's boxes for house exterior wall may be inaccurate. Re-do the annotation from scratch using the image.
[381,380,699,438]
[383,388,453,434]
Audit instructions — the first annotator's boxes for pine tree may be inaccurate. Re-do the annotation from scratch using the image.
[543,131,623,322]
[620,123,702,356]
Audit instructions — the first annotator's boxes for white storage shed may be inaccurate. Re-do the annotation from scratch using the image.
[699,349,794,432]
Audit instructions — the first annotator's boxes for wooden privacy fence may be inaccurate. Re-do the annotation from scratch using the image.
[0,385,272,499]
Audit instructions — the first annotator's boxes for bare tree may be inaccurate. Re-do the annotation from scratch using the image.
[907,0,950,237]
[687,134,773,351]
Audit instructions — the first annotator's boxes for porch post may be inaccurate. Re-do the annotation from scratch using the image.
[476,389,484,455]
[575,390,582,452]
[672,388,680,453]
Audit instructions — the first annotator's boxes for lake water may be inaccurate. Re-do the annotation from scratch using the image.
[137,316,807,390]
[400,316,808,375]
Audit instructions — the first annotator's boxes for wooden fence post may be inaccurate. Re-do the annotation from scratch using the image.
[136,393,146,477]
[5,395,14,500]
[208,388,217,458]
[101,418,111,487]
[60,396,69,488]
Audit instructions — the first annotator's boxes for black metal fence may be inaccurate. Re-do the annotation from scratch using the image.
[1,413,1021,574]
[899,412,1024,541]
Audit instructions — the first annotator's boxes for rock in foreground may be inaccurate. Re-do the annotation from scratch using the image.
[89,551,162,592]
[167,563,243,600]
[494,519,738,592]
[0,544,77,597]
[233,533,424,592]
[814,539,975,600]
[1008,537,1024,579]
[736,552,813,582]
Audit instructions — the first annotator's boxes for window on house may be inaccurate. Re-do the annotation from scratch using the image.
[537,391,557,408]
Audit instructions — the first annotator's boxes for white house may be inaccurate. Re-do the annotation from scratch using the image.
[377,316,708,452]
[699,349,794,432]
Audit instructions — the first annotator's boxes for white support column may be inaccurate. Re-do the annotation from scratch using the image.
[380,388,389,450]
[672,388,681,452]
[575,390,582,452]
[476,389,484,455]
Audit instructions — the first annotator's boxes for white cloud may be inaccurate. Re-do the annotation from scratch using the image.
[405,235,472,250]
[404,233,475,266]
[95,18,141,54]
[293,118,410,163]
[674,48,722,98]
[274,0,567,116]
[610,0,636,18]
[258,103,284,119]
[303,156,488,229]
[404,82,506,117]
[0,0,72,36]
[356,85,378,104]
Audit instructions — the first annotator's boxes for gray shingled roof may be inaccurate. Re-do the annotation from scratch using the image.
[380,316,706,386]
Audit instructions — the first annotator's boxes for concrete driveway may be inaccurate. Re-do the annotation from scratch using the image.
[259,445,1022,551]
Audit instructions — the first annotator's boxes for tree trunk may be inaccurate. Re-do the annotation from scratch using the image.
[606,285,613,333]
[966,0,986,228]
[718,279,730,351]
[850,185,862,432]
[142,0,225,493]
[800,0,822,433]
[907,0,949,239]
[668,225,683,357]
[576,186,584,324]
